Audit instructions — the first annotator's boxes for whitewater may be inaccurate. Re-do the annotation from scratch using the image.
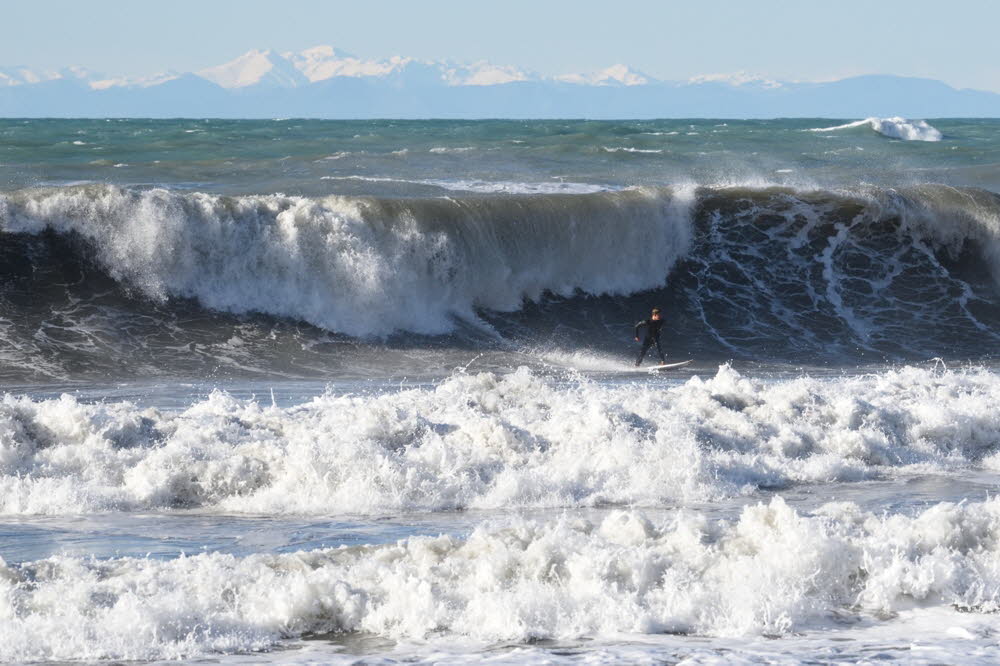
[4,117,1000,664]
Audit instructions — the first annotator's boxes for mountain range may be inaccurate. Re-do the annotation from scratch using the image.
[2,46,999,118]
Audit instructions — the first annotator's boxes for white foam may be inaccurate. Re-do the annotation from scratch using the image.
[807,117,943,141]
[2,365,999,516]
[429,146,476,153]
[0,185,692,337]
[4,496,1000,661]
[319,175,614,194]
[601,146,663,154]
[420,178,615,194]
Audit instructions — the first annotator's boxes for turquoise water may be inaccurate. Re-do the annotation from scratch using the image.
[3,117,1000,197]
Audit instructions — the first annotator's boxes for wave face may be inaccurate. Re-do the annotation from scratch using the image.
[671,184,1000,359]
[3,365,999,516]
[2,182,1000,379]
[4,495,1000,661]
[808,117,943,141]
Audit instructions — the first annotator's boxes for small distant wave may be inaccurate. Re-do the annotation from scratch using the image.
[807,117,942,141]
[422,178,615,194]
[319,175,616,194]
[601,146,664,154]
[319,174,395,182]
[320,151,353,160]
[429,146,477,154]
[319,149,406,161]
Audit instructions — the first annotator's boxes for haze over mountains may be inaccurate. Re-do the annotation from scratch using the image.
[2,46,998,118]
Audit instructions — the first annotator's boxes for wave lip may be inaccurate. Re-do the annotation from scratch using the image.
[3,497,1000,661]
[3,365,1000,516]
[807,117,942,141]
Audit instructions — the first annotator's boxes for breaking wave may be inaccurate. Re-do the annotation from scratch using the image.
[807,117,943,141]
[0,185,693,338]
[2,181,1000,378]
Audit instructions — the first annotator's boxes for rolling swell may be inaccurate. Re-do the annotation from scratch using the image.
[1,183,1000,380]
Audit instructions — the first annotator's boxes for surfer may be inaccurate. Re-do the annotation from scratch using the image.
[634,307,666,366]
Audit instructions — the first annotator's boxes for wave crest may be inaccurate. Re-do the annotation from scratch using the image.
[0,185,694,337]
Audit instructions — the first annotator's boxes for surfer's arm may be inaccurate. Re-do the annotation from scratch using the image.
[634,320,647,340]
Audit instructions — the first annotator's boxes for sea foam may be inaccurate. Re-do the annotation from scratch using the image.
[2,365,999,515]
[3,497,1000,661]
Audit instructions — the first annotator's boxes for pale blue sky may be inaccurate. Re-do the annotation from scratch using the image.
[4,0,999,91]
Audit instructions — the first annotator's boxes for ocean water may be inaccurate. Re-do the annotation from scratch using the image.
[3,117,1000,664]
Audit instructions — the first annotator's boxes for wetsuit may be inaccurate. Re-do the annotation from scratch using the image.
[634,317,666,366]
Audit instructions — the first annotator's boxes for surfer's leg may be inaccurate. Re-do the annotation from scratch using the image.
[635,339,652,366]
[654,337,666,364]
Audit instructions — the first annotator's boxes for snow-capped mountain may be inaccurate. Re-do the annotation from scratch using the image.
[198,49,309,89]
[285,46,413,82]
[555,64,652,86]
[444,61,532,86]
[688,71,783,89]
[195,47,538,89]
[0,65,94,87]
[89,72,180,91]
[2,46,1000,118]
[190,47,647,90]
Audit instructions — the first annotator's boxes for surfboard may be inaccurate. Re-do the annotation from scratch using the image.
[647,360,693,372]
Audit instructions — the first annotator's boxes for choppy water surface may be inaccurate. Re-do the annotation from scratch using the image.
[3,117,1000,664]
